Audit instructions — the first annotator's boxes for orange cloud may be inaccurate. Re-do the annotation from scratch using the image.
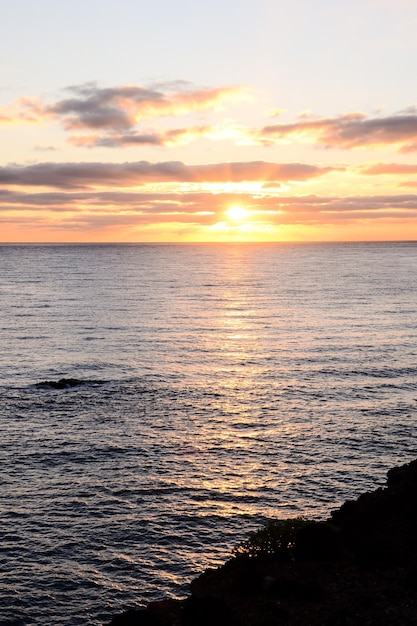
[47,82,247,131]
[254,111,417,151]
[0,96,47,125]
[359,162,417,175]
[0,160,336,189]
[1,182,417,233]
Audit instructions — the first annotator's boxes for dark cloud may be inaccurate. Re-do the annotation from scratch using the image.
[0,160,335,189]
[257,112,417,151]
[44,82,245,135]
[48,84,165,130]
[0,189,89,206]
[71,126,212,148]
[94,133,165,147]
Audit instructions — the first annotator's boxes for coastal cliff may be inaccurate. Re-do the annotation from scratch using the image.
[109,459,417,625]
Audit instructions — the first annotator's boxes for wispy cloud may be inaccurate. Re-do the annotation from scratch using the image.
[359,162,417,175]
[0,160,336,189]
[0,96,46,124]
[68,125,213,148]
[253,111,417,151]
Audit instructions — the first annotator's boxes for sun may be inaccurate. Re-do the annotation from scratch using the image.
[226,205,249,221]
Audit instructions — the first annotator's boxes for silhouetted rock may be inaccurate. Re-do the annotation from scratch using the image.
[34,377,105,389]
[293,521,344,561]
[183,596,240,626]
[147,599,184,625]
[330,458,417,564]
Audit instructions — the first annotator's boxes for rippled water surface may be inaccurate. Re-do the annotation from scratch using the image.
[1,242,416,624]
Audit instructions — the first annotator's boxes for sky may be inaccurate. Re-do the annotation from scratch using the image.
[1,0,417,242]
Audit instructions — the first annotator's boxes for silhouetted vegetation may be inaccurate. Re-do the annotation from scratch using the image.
[232,517,310,559]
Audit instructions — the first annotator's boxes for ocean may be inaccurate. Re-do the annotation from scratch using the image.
[1,242,416,625]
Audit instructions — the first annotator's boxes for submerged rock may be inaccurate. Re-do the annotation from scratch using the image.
[108,459,417,625]
[34,377,105,389]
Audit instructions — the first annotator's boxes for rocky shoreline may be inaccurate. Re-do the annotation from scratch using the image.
[108,459,417,625]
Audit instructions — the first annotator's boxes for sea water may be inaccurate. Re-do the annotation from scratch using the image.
[1,242,416,624]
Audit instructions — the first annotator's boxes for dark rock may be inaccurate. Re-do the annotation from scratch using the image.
[108,608,162,625]
[147,599,184,625]
[34,377,105,389]
[330,459,417,565]
[183,596,240,626]
[268,576,325,602]
[232,555,264,594]
[293,521,344,561]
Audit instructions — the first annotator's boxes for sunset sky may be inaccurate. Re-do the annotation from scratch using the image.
[1,0,417,242]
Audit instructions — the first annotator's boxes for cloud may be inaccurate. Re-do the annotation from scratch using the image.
[265,108,287,118]
[3,83,417,156]
[244,194,417,226]
[191,162,337,182]
[0,160,336,189]
[68,125,212,148]
[0,189,90,207]
[47,82,247,131]
[0,97,46,124]
[6,82,417,155]
[33,145,57,152]
[1,174,417,235]
[68,132,165,148]
[0,81,249,147]
[255,111,417,151]
[359,162,417,175]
